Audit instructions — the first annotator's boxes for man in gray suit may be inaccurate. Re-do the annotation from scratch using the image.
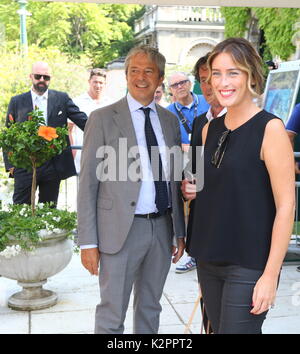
[77,45,185,334]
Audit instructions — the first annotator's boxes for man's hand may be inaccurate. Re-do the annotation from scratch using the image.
[172,238,185,264]
[80,248,100,276]
[181,144,190,153]
[181,179,196,201]
[9,167,15,176]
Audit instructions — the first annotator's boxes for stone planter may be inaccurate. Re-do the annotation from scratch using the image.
[0,231,73,311]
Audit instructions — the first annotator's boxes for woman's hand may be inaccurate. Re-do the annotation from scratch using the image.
[181,179,196,201]
[251,273,278,315]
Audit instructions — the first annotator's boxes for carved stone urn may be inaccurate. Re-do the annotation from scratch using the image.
[0,231,73,311]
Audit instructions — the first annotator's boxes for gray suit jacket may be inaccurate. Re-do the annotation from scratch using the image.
[77,97,185,254]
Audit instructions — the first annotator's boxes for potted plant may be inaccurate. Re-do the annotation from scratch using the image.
[0,109,77,311]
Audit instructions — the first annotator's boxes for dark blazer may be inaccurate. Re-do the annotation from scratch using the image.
[4,89,87,180]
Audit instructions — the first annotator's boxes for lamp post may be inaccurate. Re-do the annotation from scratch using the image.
[16,0,31,56]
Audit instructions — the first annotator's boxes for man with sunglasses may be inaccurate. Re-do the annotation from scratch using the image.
[167,71,209,274]
[4,61,87,206]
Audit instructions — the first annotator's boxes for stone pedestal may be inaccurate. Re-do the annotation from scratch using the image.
[8,280,58,311]
[0,232,73,311]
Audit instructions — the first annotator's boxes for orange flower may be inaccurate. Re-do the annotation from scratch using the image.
[9,114,14,122]
[28,116,32,121]
[38,126,58,141]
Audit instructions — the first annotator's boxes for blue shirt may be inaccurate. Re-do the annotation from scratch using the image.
[167,93,210,144]
[286,103,300,134]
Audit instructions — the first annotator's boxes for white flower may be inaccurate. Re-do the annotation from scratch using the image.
[38,229,50,238]
[53,217,61,222]
[0,245,21,259]
[53,228,62,234]
[19,208,28,217]
[43,222,52,230]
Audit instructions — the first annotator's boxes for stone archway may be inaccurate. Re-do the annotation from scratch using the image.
[179,38,219,66]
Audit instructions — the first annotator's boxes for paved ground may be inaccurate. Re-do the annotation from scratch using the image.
[1,177,300,334]
[0,253,300,334]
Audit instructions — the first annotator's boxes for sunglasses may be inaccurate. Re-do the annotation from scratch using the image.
[169,79,189,89]
[33,74,51,81]
[211,129,231,168]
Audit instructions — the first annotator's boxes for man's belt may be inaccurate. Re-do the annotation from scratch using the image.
[135,208,171,219]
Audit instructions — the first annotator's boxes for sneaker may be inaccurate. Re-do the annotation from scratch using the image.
[297,266,300,272]
[175,258,197,273]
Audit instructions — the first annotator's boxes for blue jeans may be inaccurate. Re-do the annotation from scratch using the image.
[196,261,269,334]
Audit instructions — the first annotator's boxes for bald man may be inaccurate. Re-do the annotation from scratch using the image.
[4,61,87,206]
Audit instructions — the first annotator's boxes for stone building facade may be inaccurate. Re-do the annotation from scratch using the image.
[134,5,225,67]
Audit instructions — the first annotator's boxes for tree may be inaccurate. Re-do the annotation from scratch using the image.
[220,7,300,61]
[0,0,19,44]
[253,8,300,61]
[221,7,251,38]
[0,1,145,67]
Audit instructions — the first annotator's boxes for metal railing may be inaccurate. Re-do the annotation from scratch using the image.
[1,147,300,255]
[134,6,224,34]
[62,148,300,252]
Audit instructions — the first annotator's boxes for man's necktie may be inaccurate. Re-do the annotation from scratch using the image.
[140,107,169,214]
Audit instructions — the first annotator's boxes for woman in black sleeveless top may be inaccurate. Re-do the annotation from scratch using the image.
[184,38,295,334]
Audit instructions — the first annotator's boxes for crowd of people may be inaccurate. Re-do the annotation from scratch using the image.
[2,37,299,334]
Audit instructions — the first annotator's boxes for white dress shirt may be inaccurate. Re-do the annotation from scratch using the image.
[31,89,48,124]
[206,106,227,121]
[127,92,170,214]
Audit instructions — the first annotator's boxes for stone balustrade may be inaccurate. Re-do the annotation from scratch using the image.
[134,5,224,34]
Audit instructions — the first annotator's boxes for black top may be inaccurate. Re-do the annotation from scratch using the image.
[185,112,208,252]
[188,110,280,270]
[190,112,208,174]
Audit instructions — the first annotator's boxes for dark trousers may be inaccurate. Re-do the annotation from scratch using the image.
[13,161,61,206]
[196,261,268,334]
